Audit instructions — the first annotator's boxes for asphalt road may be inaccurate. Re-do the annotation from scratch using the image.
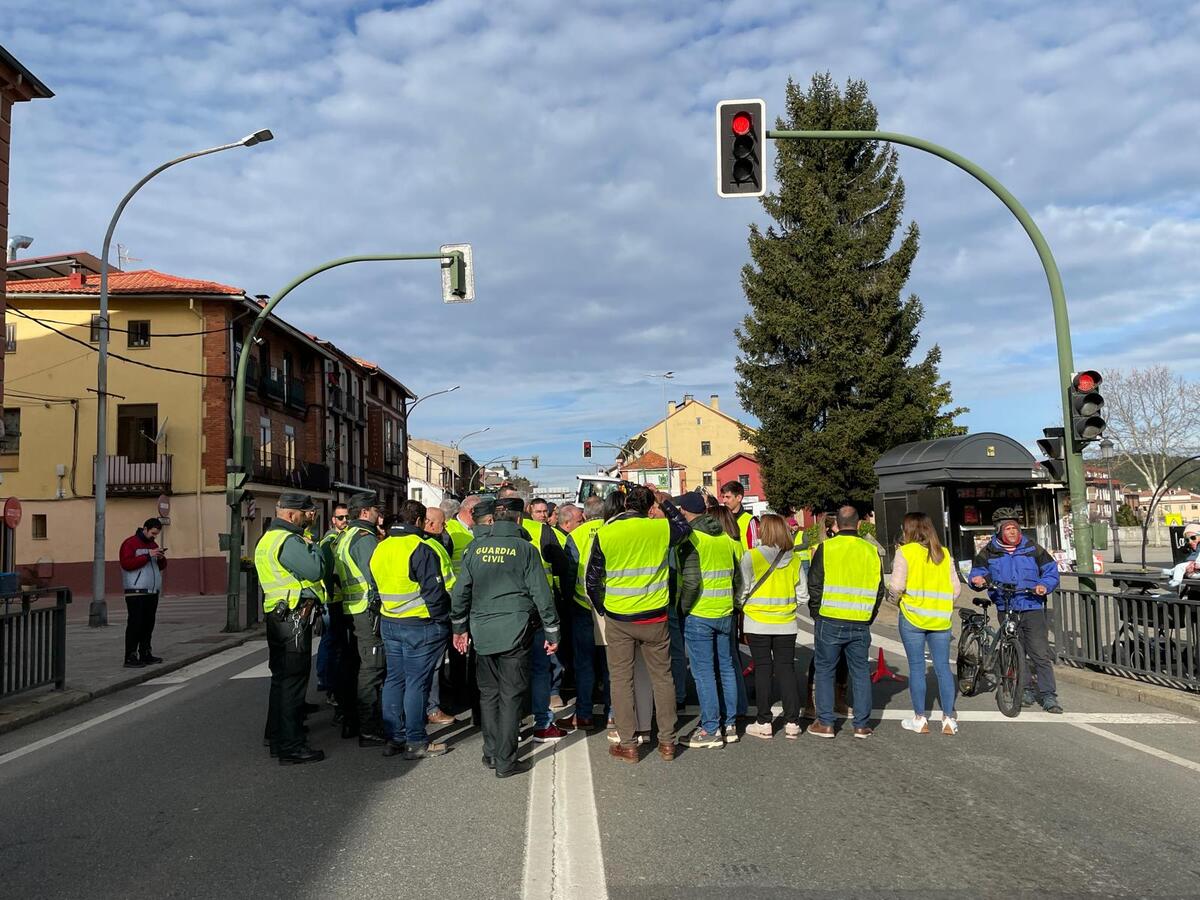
[1,617,1197,900]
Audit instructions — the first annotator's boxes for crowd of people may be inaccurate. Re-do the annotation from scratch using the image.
[253,479,1064,770]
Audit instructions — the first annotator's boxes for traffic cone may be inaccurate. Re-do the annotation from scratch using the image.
[871,647,907,684]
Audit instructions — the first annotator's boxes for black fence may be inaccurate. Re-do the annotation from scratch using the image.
[0,589,71,700]
[1054,573,1199,692]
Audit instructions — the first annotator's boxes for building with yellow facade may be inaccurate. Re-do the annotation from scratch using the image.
[625,393,756,493]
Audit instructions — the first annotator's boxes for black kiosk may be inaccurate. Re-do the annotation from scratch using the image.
[873,432,1060,569]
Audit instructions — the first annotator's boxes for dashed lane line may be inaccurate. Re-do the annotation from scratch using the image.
[143,641,267,685]
[1071,723,1200,774]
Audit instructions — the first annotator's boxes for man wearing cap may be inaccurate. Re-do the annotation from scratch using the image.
[969,507,1062,713]
[256,492,327,765]
[420,505,457,726]
[451,496,561,778]
[316,503,349,707]
[336,492,387,744]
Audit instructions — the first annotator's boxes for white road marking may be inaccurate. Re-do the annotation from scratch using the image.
[1071,723,1200,774]
[522,734,608,900]
[230,642,317,679]
[143,641,267,684]
[0,686,185,768]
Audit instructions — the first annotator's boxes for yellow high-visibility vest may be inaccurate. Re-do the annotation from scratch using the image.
[424,535,457,593]
[737,510,755,553]
[335,528,371,615]
[371,533,429,620]
[595,516,671,616]
[897,542,954,632]
[254,528,325,613]
[445,518,473,576]
[690,530,742,619]
[567,519,604,610]
[818,535,881,622]
[743,548,801,626]
[522,519,555,586]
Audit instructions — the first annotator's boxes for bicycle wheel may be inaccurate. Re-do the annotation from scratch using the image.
[956,630,984,698]
[994,636,1026,718]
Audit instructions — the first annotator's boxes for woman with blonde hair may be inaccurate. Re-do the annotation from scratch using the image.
[891,512,962,734]
[737,513,806,739]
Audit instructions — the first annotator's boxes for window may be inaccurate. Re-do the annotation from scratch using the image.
[90,314,104,343]
[425,457,432,482]
[116,404,158,464]
[1,408,20,453]
[702,471,713,488]
[259,416,272,463]
[127,320,151,348]
[700,441,712,456]
[32,514,48,540]
[739,474,751,491]
[5,323,15,353]
[696,417,702,425]
[412,487,423,502]
[284,425,296,468]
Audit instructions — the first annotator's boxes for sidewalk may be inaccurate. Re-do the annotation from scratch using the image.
[0,593,263,735]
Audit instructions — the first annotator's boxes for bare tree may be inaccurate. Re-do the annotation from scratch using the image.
[1102,366,1200,490]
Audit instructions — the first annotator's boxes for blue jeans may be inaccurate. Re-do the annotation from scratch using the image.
[381,618,449,746]
[667,604,688,704]
[814,617,872,729]
[572,606,609,719]
[530,628,557,728]
[898,615,957,718]
[684,614,739,734]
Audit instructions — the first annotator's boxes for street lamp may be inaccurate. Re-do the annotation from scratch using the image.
[451,426,490,449]
[90,130,274,627]
[643,372,675,491]
[1100,438,1122,564]
[408,384,460,416]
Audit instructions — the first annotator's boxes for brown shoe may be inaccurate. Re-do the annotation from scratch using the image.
[427,709,455,726]
[556,714,590,730]
[808,721,835,739]
[853,726,873,740]
[609,743,638,764]
[658,740,676,761]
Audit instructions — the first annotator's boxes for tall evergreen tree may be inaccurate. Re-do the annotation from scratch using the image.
[735,74,965,512]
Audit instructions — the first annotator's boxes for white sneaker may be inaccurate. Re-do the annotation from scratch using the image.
[745,722,774,740]
[901,715,930,734]
[723,725,739,743]
[942,716,959,736]
[784,723,801,740]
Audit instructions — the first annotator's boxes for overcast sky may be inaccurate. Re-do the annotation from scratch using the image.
[6,1,1199,489]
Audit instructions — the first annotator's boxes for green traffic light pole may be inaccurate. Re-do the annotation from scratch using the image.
[767,129,1095,576]
[224,251,466,633]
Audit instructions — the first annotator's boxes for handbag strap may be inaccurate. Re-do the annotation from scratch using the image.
[745,549,786,600]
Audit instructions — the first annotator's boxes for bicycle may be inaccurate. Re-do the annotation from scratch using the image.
[955,580,1027,718]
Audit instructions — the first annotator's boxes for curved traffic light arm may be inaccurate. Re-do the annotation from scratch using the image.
[768,129,1093,576]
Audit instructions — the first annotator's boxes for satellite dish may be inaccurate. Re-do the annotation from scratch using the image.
[154,418,169,445]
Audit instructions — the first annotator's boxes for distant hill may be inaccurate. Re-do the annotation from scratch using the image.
[1088,454,1200,492]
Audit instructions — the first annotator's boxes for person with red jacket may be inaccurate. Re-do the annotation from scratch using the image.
[119,518,167,668]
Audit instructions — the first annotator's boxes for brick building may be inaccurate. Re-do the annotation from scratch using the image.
[356,356,415,516]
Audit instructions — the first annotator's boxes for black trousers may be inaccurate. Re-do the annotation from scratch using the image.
[265,611,313,754]
[477,640,531,775]
[1014,608,1057,696]
[344,611,386,734]
[748,632,800,725]
[124,592,159,660]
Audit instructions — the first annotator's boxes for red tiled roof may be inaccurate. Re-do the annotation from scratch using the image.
[622,450,686,471]
[5,268,244,296]
[352,356,378,372]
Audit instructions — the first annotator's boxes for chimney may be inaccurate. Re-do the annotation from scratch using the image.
[710,394,719,411]
[667,400,677,416]
[68,271,85,289]
[683,393,694,404]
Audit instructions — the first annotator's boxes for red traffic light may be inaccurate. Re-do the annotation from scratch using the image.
[1072,370,1101,392]
[582,440,592,459]
[731,112,752,135]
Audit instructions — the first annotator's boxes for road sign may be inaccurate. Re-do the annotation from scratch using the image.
[440,243,475,304]
[157,494,171,518]
[3,497,21,529]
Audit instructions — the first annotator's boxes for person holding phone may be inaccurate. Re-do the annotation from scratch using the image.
[119,517,168,668]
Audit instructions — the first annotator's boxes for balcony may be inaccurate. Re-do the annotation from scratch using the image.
[96,454,172,496]
[251,451,330,492]
[286,378,307,411]
[328,386,344,413]
[261,373,286,402]
[384,443,404,466]
[245,356,260,388]
[343,395,359,420]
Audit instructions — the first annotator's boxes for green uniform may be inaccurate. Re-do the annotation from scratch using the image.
[335,519,384,736]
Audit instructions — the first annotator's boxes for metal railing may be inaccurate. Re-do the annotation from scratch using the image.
[96,454,172,494]
[1054,573,1199,692]
[286,378,307,410]
[251,451,330,492]
[0,589,71,699]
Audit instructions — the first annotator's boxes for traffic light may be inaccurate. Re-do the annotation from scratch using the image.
[583,441,592,459]
[1037,426,1067,482]
[716,99,766,198]
[1068,370,1106,447]
[511,458,519,471]
[440,243,475,304]
[531,455,539,469]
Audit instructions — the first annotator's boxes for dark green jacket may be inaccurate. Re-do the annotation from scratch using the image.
[269,519,325,600]
[342,519,381,598]
[676,514,744,617]
[451,521,560,655]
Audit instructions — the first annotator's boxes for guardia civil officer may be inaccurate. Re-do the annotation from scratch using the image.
[451,496,560,778]
[256,492,327,765]
[335,492,386,745]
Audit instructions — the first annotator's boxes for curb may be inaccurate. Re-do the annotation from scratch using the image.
[0,627,264,737]
[1055,663,1200,720]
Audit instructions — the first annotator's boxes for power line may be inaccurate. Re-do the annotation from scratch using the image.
[14,311,233,337]
[4,349,95,385]
[7,308,227,380]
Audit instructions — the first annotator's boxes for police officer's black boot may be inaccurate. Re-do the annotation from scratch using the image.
[279,746,326,765]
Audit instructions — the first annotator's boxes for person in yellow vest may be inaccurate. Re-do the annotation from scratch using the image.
[719,479,760,552]
[315,502,348,705]
[558,498,607,729]
[335,492,385,745]
[255,492,327,765]
[444,495,481,576]
[738,513,807,740]
[676,491,744,748]
[890,512,962,735]
[587,484,692,763]
[444,494,481,712]
[421,505,458,727]
[807,505,885,739]
[372,500,454,760]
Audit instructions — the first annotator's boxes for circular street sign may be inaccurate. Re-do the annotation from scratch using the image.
[157,494,171,517]
[4,497,22,529]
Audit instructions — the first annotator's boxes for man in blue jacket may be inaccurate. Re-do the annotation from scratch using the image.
[969,508,1063,713]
